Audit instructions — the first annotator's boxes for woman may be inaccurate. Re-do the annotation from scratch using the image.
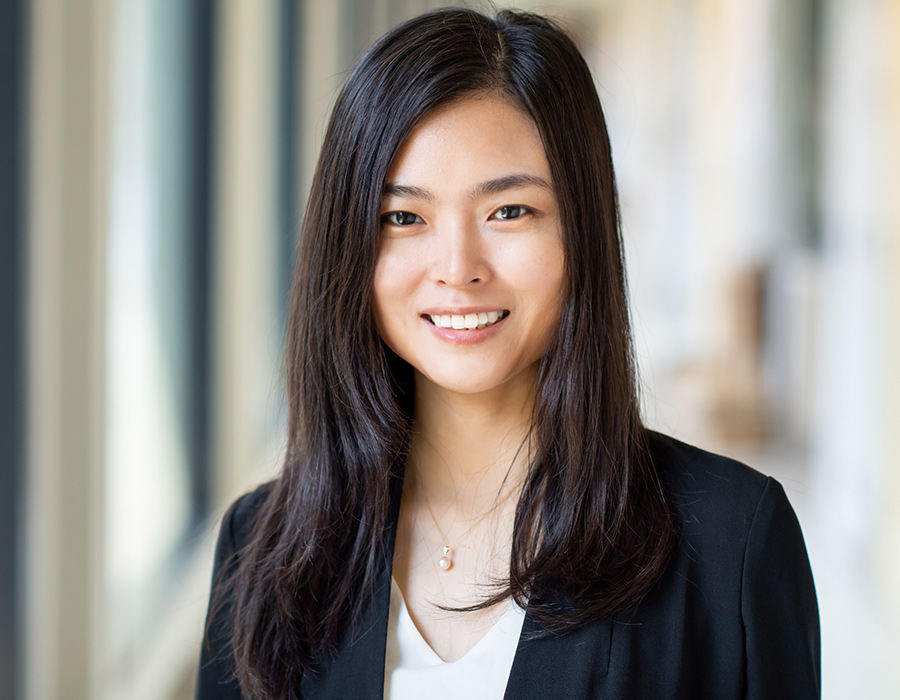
[197,8,819,700]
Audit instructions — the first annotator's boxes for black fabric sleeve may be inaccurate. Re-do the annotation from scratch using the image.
[741,478,821,699]
[195,497,247,700]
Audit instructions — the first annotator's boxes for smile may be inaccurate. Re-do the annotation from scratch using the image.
[427,310,509,330]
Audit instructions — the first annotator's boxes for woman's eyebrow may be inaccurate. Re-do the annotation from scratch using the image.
[383,173,552,203]
[469,173,552,198]
[382,182,436,202]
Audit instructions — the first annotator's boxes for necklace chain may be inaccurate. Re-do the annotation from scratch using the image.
[419,478,521,572]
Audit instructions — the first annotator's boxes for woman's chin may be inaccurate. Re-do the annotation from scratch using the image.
[413,363,538,399]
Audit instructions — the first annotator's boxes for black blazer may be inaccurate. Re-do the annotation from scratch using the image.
[197,433,820,699]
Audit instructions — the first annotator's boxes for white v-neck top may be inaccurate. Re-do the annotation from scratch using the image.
[384,579,526,700]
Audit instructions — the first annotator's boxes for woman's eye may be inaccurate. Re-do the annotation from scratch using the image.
[493,205,529,220]
[383,211,422,226]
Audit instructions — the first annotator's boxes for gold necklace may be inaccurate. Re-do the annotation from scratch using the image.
[419,479,521,572]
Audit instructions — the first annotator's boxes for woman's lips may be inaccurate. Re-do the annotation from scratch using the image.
[421,310,510,345]
[425,310,508,330]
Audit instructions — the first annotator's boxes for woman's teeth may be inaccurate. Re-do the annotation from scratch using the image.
[429,310,507,329]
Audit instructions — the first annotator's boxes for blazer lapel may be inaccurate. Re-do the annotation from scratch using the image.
[301,472,404,700]
[302,471,613,700]
[300,567,394,700]
[503,607,612,699]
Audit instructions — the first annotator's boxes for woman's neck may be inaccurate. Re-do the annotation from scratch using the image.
[392,368,537,660]
[409,367,537,508]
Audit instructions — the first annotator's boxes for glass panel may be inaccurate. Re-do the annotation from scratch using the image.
[104,0,199,656]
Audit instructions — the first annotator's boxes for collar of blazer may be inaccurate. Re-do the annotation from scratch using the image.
[300,471,613,700]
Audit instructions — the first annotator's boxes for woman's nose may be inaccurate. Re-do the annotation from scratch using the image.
[429,224,489,288]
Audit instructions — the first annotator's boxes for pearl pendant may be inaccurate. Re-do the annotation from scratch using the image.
[438,545,452,571]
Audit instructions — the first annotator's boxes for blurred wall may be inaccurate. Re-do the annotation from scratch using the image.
[13,1,900,698]
[0,0,26,698]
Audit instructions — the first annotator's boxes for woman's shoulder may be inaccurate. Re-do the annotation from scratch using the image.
[214,479,277,557]
[646,430,779,526]
[644,429,811,575]
[198,481,277,700]
[636,431,820,696]
[643,430,817,626]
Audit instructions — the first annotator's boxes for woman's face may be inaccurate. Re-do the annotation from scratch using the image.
[372,96,565,398]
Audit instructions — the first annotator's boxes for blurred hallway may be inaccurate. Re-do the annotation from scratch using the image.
[3,1,898,698]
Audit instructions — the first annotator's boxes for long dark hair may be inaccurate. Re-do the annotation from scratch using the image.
[216,8,675,698]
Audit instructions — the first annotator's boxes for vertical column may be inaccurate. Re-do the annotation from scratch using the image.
[879,0,900,625]
[25,0,111,698]
[0,0,24,697]
[812,0,889,566]
[212,0,282,505]
[299,0,344,205]
[811,0,899,692]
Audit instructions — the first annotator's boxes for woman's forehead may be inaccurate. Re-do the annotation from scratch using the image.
[383,96,550,191]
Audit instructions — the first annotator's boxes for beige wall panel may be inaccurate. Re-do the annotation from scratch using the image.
[300,0,345,204]
[212,0,284,507]
[26,0,111,698]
